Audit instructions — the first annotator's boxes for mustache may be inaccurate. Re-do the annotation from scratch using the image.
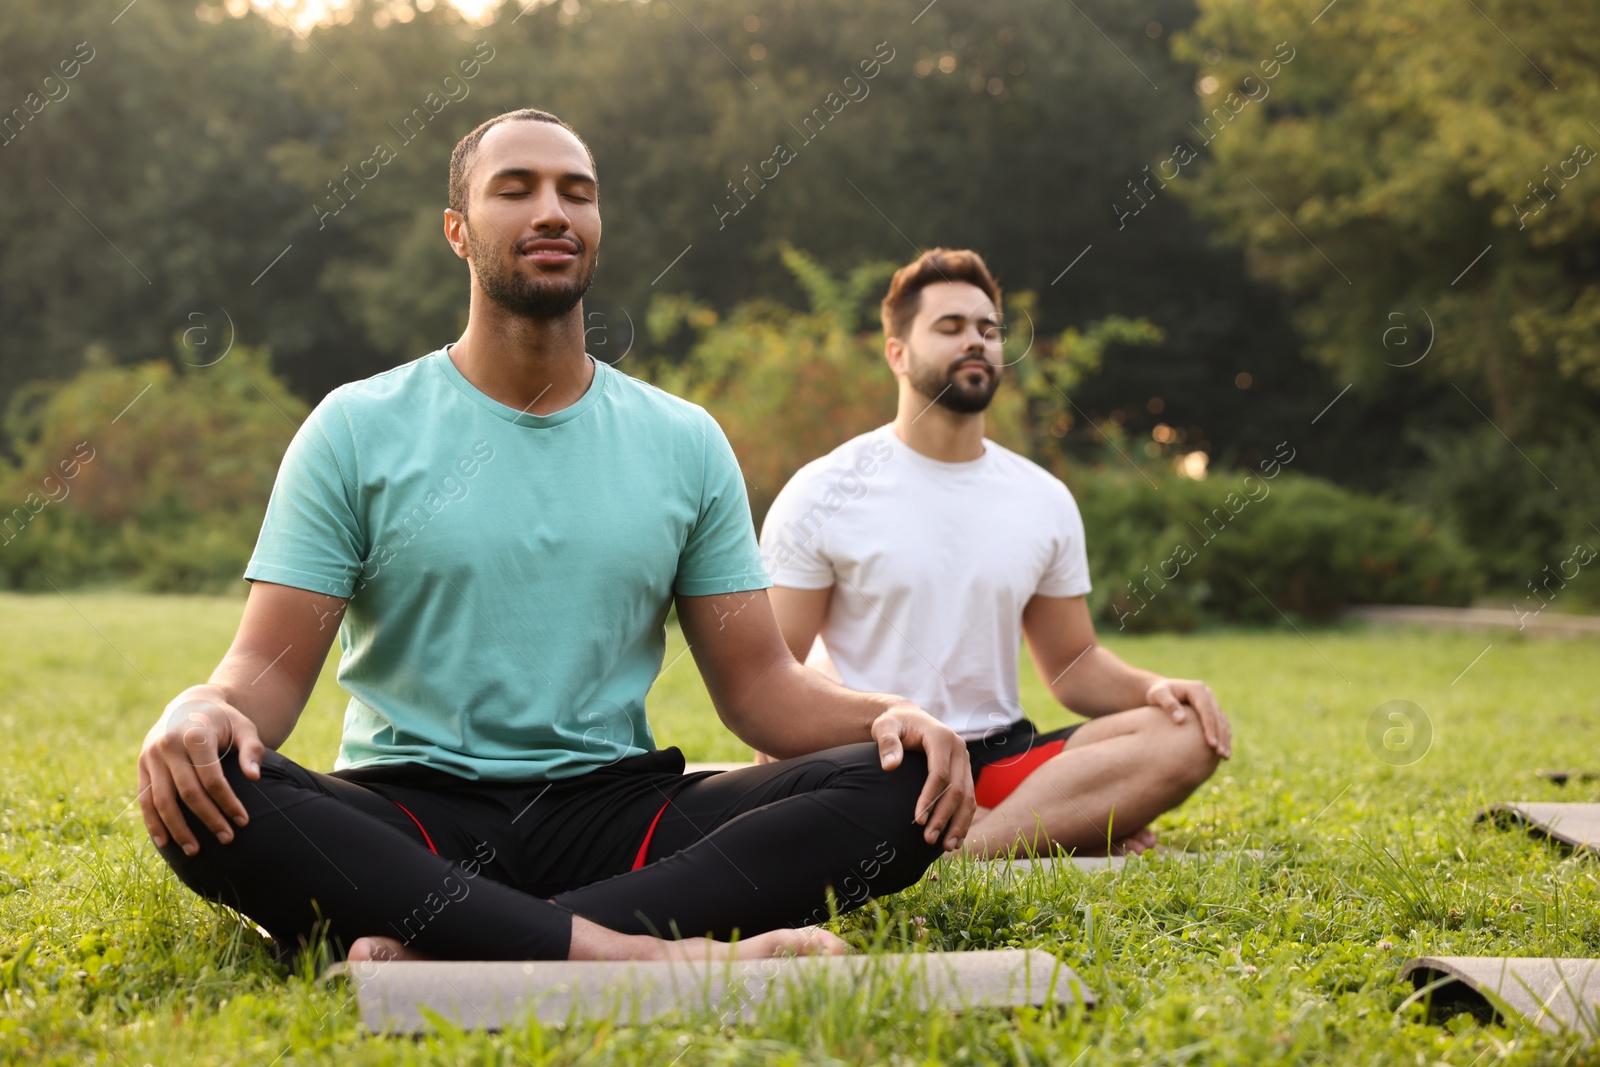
[947,356,997,375]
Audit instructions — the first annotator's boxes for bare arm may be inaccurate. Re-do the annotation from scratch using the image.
[1021,593,1231,757]
[752,584,834,763]
[137,581,347,855]
[676,588,975,850]
[1021,594,1157,715]
[768,584,832,663]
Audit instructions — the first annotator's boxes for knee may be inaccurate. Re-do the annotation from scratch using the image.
[186,747,292,820]
[155,749,297,871]
[817,742,932,802]
[1115,706,1218,795]
[1161,711,1221,792]
[825,743,944,848]
[866,747,943,820]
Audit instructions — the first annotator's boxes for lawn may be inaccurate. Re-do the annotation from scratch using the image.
[3,591,1600,1064]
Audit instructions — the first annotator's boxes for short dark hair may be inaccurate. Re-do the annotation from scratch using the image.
[880,248,1002,340]
[447,108,596,216]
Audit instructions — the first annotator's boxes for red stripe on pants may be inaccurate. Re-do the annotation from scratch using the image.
[632,799,673,870]
[973,739,1068,809]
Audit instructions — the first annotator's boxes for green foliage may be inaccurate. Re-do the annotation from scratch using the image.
[1,0,1332,487]
[1163,0,1600,577]
[1170,0,1600,439]
[644,247,1167,526]
[1077,467,1479,631]
[985,309,1166,472]
[643,245,898,520]
[1404,424,1600,606]
[6,593,1600,1063]
[648,248,1474,630]
[0,0,383,414]
[0,345,304,592]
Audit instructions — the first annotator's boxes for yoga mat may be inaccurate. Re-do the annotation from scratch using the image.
[1402,956,1600,1037]
[1481,803,1600,852]
[327,948,1091,1033]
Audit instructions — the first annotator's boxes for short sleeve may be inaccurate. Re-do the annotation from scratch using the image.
[672,410,772,597]
[243,395,368,599]
[758,464,838,590]
[1037,487,1093,598]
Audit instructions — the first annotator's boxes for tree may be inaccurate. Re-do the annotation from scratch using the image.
[0,0,383,429]
[1168,0,1600,583]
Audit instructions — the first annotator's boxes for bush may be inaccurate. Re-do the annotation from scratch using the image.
[0,345,305,592]
[644,262,898,523]
[1077,463,1481,631]
[1405,425,1600,609]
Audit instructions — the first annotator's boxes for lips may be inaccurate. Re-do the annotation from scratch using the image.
[516,237,579,266]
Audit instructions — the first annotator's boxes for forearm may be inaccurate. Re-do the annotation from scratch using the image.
[177,652,307,749]
[1052,645,1161,718]
[721,656,894,759]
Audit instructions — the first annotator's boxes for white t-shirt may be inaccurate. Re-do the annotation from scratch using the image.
[759,424,1092,740]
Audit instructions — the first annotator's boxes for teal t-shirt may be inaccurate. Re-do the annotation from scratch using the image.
[244,349,770,781]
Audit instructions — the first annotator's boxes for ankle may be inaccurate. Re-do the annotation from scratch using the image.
[567,915,676,962]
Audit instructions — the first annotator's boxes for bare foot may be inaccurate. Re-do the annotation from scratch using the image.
[347,936,434,963]
[1111,827,1159,855]
[568,914,848,964]
[346,926,843,968]
[659,926,849,963]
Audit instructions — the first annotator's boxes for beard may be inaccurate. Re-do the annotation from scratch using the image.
[906,342,1001,414]
[466,219,597,320]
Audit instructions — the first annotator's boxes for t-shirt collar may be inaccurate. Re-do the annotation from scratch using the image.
[434,344,609,428]
[879,423,991,472]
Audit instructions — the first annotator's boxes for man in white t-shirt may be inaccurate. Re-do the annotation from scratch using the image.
[758,247,1231,857]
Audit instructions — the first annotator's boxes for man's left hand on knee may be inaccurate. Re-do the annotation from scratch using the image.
[1146,678,1232,759]
[871,704,976,852]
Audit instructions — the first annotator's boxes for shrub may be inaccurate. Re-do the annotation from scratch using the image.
[643,247,900,522]
[1405,424,1600,609]
[1077,464,1480,631]
[0,345,305,592]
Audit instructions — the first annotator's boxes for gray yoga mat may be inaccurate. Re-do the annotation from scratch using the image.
[1402,956,1600,1037]
[327,948,1092,1033]
[1482,803,1600,852]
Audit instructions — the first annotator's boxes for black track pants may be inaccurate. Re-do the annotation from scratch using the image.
[156,743,943,961]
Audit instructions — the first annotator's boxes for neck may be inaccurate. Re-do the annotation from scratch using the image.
[891,381,988,462]
[449,289,593,415]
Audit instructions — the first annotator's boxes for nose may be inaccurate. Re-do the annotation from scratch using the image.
[526,181,572,234]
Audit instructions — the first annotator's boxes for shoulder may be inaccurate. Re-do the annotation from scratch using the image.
[317,353,440,423]
[606,366,728,444]
[785,426,897,492]
[984,439,1081,512]
[334,352,439,400]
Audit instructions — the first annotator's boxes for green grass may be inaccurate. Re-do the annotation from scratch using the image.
[4,591,1600,1064]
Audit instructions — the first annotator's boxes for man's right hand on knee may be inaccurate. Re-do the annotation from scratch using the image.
[137,686,267,856]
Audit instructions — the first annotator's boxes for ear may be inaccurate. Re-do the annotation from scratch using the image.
[884,334,907,375]
[443,208,470,260]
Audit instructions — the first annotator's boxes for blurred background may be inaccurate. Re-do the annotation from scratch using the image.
[0,0,1594,629]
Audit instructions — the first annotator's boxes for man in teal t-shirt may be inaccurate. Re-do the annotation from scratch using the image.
[135,108,974,967]
[247,342,772,784]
